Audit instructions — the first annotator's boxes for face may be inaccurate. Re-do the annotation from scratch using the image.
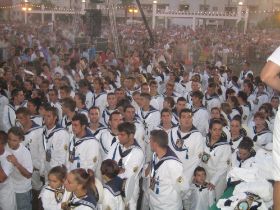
[161,112,172,125]
[211,109,220,119]
[179,112,193,129]
[8,133,22,150]
[150,83,158,93]
[141,85,150,94]
[243,83,250,93]
[115,90,125,101]
[44,111,57,127]
[176,101,186,112]
[124,107,135,121]
[48,174,63,189]
[72,120,85,136]
[24,81,33,91]
[27,102,37,115]
[254,117,265,128]
[93,80,101,90]
[139,96,149,108]
[238,148,250,160]
[210,123,223,141]
[194,171,206,184]
[118,131,133,146]
[230,120,241,135]
[15,91,25,104]
[74,95,82,107]
[48,91,58,102]
[64,173,79,192]
[107,95,117,108]
[166,85,174,95]
[60,90,68,100]
[271,98,279,109]
[89,108,100,123]
[109,114,123,130]
[16,113,29,127]
[191,81,200,91]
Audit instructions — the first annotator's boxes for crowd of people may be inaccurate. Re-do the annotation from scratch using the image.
[0,20,279,210]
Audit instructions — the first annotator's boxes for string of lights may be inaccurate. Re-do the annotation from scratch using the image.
[0,3,279,15]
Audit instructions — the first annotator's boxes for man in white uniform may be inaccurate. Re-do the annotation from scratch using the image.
[145,129,187,210]
[42,106,69,175]
[107,122,144,210]
[67,113,100,172]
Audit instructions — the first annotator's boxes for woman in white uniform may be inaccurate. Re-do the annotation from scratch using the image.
[62,168,99,210]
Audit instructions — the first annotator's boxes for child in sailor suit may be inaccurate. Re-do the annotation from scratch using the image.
[40,166,67,210]
[101,159,125,210]
[23,122,45,190]
[147,148,186,210]
[200,123,231,199]
[188,166,215,210]
[67,128,100,172]
[0,132,16,210]
[43,124,69,174]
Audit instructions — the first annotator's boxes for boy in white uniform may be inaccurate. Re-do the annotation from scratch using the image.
[6,127,33,210]
[0,131,16,210]
[67,113,100,172]
[101,92,118,127]
[145,129,187,210]
[107,122,144,210]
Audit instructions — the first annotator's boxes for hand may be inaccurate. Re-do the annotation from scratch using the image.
[61,202,69,210]
[7,155,19,166]
[207,183,215,191]
[119,168,125,174]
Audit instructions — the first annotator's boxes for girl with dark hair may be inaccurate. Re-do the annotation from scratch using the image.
[101,159,125,210]
[40,165,67,210]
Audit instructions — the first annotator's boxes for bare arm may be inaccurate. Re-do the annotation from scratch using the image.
[260,61,280,91]
[274,182,280,210]
[0,166,8,183]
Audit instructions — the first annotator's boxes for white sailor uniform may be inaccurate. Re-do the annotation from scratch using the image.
[102,176,125,210]
[2,103,17,132]
[100,107,117,128]
[50,101,63,122]
[107,141,144,210]
[203,94,221,112]
[85,91,94,110]
[192,106,210,137]
[40,185,65,210]
[250,127,273,151]
[61,115,74,136]
[42,125,69,174]
[147,148,186,210]
[188,183,215,210]
[99,129,119,160]
[229,135,244,153]
[89,123,106,141]
[62,192,97,210]
[0,94,9,131]
[169,126,204,185]
[30,115,44,126]
[67,128,100,172]
[92,91,107,113]
[200,135,231,198]
[240,104,251,125]
[231,150,256,169]
[24,122,45,190]
[0,150,16,210]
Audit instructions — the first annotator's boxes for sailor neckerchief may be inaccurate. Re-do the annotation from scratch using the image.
[42,124,64,150]
[236,150,256,167]
[92,91,106,106]
[140,106,157,133]
[104,176,124,197]
[112,140,141,167]
[192,106,207,114]
[45,186,65,203]
[25,121,41,135]
[252,126,271,143]
[194,182,208,192]
[158,122,177,132]
[67,192,97,209]
[206,134,229,152]
[170,126,199,152]
[90,123,106,136]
